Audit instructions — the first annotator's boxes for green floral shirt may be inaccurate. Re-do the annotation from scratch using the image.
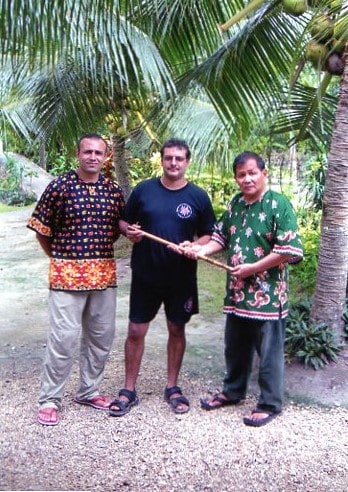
[212,190,303,320]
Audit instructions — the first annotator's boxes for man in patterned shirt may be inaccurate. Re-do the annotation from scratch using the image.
[27,134,125,426]
[184,151,303,426]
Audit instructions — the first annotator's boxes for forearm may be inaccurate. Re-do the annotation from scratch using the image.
[195,240,224,257]
[193,234,212,246]
[36,233,52,257]
[230,252,293,278]
[118,219,143,243]
[118,219,130,236]
[252,253,293,273]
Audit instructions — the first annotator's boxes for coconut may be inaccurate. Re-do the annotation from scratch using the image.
[325,52,344,76]
[310,14,334,42]
[305,40,329,68]
[282,0,308,16]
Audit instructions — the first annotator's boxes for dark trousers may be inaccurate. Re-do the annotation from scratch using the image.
[223,314,286,414]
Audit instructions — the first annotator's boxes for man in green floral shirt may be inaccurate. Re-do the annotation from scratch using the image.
[183,151,303,426]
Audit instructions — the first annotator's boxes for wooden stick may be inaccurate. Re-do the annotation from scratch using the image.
[129,226,231,273]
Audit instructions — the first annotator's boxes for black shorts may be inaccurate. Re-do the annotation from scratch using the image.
[129,274,199,324]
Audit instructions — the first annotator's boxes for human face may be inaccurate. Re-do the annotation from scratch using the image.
[76,137,108,182]
[161,146,189,184]
[234,158,267,204]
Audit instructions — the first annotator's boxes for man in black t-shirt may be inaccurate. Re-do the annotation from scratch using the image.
[110,138,215,416]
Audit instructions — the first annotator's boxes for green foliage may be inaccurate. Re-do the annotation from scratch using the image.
[289,216,320,299]
[188,169,237,217]
[285,297,342,370]
[48,153,77,176]
[300,152,327,211]
[0,189,36,206]
[341,299,348,343]
[129,152,162,185]
[0,156,24,189]
[0,156,36,206]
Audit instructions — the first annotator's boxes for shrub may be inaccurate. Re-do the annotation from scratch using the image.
[0,156,37,206]
[289,214,320,300]
[285,297,342,369]
[0,189,36,206]
[341,298,348,343]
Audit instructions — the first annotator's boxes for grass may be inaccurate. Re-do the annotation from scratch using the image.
[0,203,26,213]
[197,253,226,315]
[116,235,133,258]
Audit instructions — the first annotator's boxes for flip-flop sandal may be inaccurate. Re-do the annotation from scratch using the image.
[37,407,59,426]
[164,386,190,414]
[200,392,241,411]
[243,409,280,427]
[109,389,139,417]
[74,394,112,410]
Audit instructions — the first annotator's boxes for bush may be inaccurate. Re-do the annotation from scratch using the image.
[341,299,348,343]
[285,297,342,369]
[0,156,37,206]
[0,189,36,206]
[289,222,320,300]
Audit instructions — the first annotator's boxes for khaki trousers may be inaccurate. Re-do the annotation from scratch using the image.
[39,288,116,409]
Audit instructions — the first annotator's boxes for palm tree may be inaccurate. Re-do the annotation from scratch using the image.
[1,0,348,336]
[130,0,348,337]
[0,1,175,192]
[310,49,348,335]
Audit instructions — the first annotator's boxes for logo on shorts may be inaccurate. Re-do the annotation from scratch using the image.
[176,203,192,219]
[184,297,194,313]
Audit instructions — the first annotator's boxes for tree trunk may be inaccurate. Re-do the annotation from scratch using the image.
[310,49,348,339]
[39,141,46,170]
[112,134,132,200]
[0,138,6,168]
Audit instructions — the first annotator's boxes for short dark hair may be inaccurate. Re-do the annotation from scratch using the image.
[232,151,266,175]
[77,134,108,153]
[160,138,191,161]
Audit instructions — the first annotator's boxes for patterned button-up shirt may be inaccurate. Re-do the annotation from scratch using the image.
[212,190,303,320]
[27,170,125,291]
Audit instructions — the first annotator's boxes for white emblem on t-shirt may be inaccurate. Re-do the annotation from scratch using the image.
[176,203,193,218]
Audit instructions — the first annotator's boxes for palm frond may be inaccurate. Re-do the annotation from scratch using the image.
[272,80,338,145]
[0,1,175,97]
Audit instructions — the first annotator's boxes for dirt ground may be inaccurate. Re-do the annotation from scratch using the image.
[1,202,348,410]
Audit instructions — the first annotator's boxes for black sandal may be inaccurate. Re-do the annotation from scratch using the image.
[164,386,190,414]
[200,392,241,411]
[109,389,139,417]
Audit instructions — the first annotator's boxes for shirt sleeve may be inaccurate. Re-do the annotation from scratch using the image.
[272,195,303,262]
[27,179,62,237]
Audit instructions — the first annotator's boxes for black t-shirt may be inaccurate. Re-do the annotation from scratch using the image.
[124,178,216,283]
